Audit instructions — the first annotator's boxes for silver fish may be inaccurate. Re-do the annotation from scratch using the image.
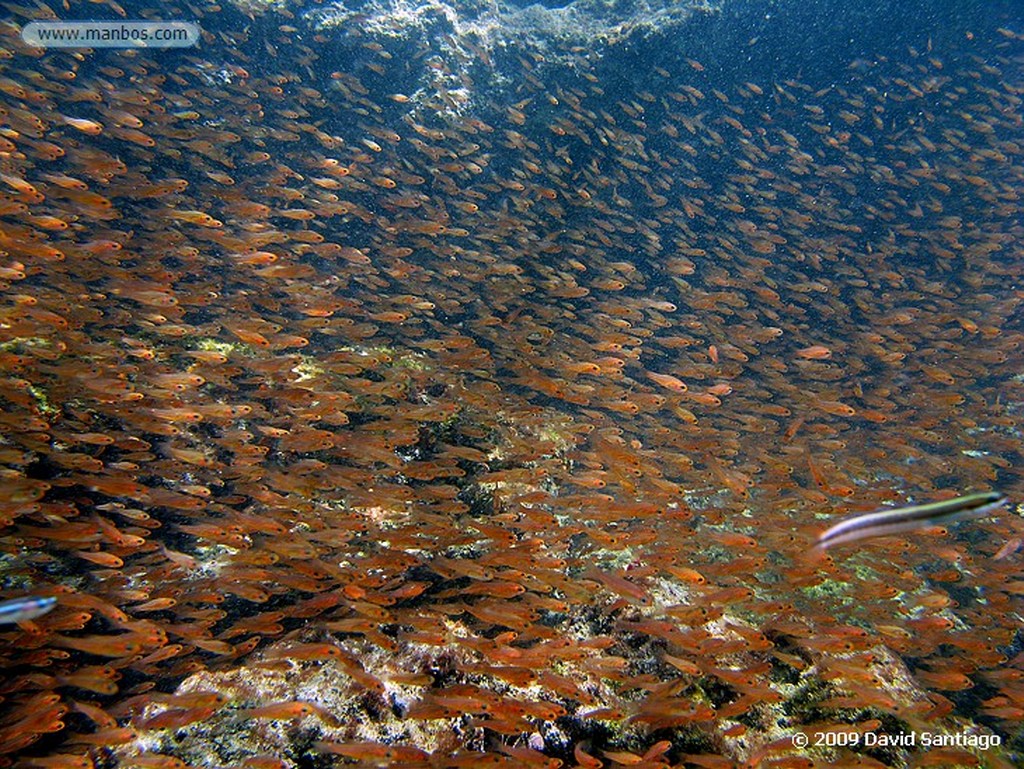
[0,595,58,624]
[812,491,1009,553]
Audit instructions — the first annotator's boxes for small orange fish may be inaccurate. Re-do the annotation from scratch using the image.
[795,344,832,359]
[645,371,688,392]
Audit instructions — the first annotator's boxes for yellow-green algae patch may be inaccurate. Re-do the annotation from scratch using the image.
[196,337,242,356]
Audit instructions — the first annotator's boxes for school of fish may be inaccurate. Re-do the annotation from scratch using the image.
[0,0,1022,767]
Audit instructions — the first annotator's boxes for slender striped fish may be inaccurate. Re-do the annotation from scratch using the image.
[0,595,58,624]
[811,491,1008,553]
